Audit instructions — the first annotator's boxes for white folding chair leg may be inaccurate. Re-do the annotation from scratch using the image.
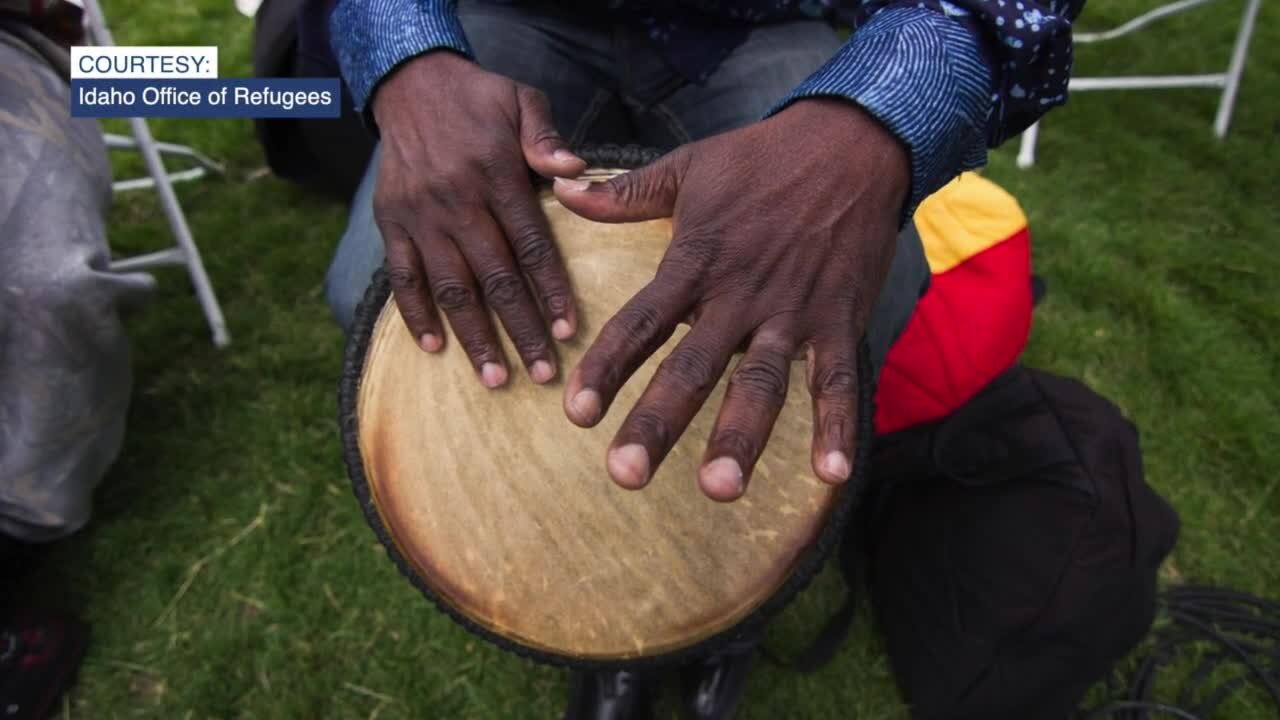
[1017,121,1041,169]
[1014,0,1261,168]
[1214,0,1263,137]
[83,0,230,347]
[118,120,231,346]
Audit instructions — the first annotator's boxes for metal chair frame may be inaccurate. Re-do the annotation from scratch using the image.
[84,0,231,346]
[1016,0,1263,168]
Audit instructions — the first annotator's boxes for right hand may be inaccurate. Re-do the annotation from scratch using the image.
[371,51,587,388]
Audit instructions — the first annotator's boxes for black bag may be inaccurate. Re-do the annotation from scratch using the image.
[863,365,1180,719]
[252,0,374,199]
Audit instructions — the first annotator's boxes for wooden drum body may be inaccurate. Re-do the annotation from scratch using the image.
[339,146,872,668]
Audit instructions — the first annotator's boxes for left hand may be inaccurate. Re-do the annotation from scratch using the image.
[553,98,910,502]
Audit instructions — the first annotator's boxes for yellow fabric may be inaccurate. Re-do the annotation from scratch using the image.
[912,172,1029,274]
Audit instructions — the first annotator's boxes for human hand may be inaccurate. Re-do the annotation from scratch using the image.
[554,99,909,501]
[371,51,586,388]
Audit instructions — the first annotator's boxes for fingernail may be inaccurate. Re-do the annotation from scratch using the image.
[568,389,601,424]
[419,333,441,352]
[529,360,555,384]
[608,444,650,489]
[701,457,744,500]
[555,177,590,192]
[821,451,851,482]
[480,362,508,389]
[553,149,581,164]
[552,318,574,340]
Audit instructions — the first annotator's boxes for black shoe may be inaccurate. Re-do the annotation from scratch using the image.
[0,537,43,607]
[680,638,758,720]
[563,669,654,720]
[0,608,90,720]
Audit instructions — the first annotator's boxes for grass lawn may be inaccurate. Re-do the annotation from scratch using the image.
[19,0,1279,717]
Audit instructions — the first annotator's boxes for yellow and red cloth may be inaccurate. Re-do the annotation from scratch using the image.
[874,173,1033,435]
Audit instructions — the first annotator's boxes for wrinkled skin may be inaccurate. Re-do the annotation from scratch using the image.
[372,51,586,388]
[372,51,909,501]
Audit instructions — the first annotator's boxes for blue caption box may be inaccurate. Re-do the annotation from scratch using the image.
[71,78,341,118]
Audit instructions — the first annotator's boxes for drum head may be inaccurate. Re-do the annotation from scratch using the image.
[340,145,872,668]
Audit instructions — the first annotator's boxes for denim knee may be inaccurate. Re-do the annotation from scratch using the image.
[325,147,386,334]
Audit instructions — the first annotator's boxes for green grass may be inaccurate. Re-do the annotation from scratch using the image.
[19,0,1279,717]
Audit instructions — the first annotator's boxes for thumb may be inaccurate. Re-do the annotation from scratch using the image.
[517,85,585,179]
[553,149,688,223]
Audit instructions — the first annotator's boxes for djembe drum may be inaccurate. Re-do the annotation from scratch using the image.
[339,145,873,668]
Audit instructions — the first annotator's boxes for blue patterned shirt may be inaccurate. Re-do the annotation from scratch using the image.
[329,0,1084,212]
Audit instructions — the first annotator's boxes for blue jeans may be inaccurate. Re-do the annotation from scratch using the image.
[325,0,928,370]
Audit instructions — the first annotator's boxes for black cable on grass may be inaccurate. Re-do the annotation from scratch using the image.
[1078,700,1205,720]
[1079,585,1279,719]
[1177,652,1228,708]
[1167,609,1280,707]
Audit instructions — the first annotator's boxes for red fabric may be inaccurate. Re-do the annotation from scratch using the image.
[874,228,1032,435]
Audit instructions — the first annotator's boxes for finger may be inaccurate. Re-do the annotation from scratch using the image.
[450,212,558,384]
[606,311,744,490]
[516,85,586,179]
[700,326,794,501]
[562,271,697,429]
[379,220,444,352]
[552,148,689,223]
[420,234,510,389]
[488,173,579,341]
[805,334,861,485]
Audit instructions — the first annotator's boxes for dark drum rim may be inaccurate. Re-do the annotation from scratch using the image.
[337,144,876,670]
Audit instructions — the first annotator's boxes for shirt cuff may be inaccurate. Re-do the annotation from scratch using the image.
[330,0,473,113]
[769,6,992,219]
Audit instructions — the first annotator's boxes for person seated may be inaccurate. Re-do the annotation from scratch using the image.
[0,3,153,717]
[308,2,1180,718]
